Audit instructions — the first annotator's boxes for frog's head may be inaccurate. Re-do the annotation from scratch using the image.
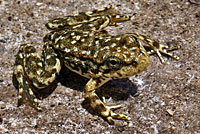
[99,35,150,78]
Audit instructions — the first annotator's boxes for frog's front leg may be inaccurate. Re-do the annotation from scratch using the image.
[84,78,131,124]
[13,44,61,110]
[130,33,181,63]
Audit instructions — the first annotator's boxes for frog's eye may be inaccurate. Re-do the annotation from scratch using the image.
[105,56,123,70]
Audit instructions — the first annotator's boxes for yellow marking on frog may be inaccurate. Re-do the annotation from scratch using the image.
[97,17,110,31]
[71,32,75,36]
[86,11,93,15]
[115,15,121,19]
[75,35,81,41]
[46,55,52,59]
[116,37,121,40]
[81,38,85,42]
[71,40,77,44]
[34,98,38,103]
[18,95,22,99]
[36,70,42,75]
[37,62,42,67]
[55,36,63,43]
[64,48,71,52]
[29,88,34,96]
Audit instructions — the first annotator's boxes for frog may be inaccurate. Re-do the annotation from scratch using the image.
[13,6,180,124]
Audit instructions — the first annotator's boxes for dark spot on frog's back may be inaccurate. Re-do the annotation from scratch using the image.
[76,12,90,21]
[24,45,36,53]
[116,72,122,77]
[153,41,159,48]
[43,33,52,43]
[46,58,57,66]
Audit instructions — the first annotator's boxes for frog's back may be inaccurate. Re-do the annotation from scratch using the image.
[44,30,101,61]
[45,30,140,62]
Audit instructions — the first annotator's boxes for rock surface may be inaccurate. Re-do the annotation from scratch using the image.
[0,0,199,133]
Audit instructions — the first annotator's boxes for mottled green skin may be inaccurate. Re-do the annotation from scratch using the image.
[13,6,180,124]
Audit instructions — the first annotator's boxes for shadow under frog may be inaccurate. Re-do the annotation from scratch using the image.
[13,67,137,115]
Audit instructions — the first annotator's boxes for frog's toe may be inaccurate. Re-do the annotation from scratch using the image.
[109,104,124,110]
[109,110,131,120]
[100,98,130,124]
[148,44,180,63]
[17,82,42,111]
[159,44,180,61]
[17,93,42,111]
[101,105,131,124]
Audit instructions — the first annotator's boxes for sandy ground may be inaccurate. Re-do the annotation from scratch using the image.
[0,0,200,134]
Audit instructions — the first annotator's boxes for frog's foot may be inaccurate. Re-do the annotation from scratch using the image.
[17,86,42,111]
[17,75,42,111]
[18,92,42,111]
[131,33,180,63]
[99,97,131,124]
[147,43,181,63]
[85,78,131,124]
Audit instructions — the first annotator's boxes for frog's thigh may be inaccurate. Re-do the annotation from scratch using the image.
[24,44,61,88]
[14,44,61,110]
[84,78,130,124]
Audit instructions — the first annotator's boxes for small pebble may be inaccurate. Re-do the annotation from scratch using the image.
[166,109,175,116]
[1,104,6,109]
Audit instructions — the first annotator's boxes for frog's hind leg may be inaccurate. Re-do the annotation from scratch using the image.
[14,45,41,110]
[89,6,130,25]
[13,44,61,110]
[45,6,118,30]
[46,6,130,30]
